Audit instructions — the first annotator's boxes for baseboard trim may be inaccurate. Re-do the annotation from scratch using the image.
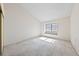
[3,35,40,48]
[69,40,79,56]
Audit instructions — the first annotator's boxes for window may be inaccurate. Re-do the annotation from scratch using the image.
[45,23,58,35]
[46,24,52,32]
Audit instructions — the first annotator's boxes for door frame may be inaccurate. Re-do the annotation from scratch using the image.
[0,3,4,56]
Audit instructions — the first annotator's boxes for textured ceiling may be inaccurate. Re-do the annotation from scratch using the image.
[21,3,73,22]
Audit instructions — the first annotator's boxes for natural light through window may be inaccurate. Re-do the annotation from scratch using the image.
[45,23,58,35]
[39,37,56,43]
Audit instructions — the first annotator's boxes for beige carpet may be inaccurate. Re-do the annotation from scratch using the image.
[3,37,78,56]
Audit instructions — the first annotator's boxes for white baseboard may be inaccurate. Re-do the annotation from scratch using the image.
[4,35,40,47]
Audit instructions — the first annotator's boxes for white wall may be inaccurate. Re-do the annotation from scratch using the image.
[41,16,70,41]
[70,4,79,55]
[3,4,40,46]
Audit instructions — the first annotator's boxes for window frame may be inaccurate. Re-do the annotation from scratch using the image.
[45,23,58,35]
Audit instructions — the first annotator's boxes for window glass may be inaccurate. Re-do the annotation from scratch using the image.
[46,24,52,32]
[45,23,58,35]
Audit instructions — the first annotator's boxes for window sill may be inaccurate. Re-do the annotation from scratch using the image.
[45,32,57,35]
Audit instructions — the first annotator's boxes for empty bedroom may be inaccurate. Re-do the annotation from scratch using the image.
[0,3,79,56]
